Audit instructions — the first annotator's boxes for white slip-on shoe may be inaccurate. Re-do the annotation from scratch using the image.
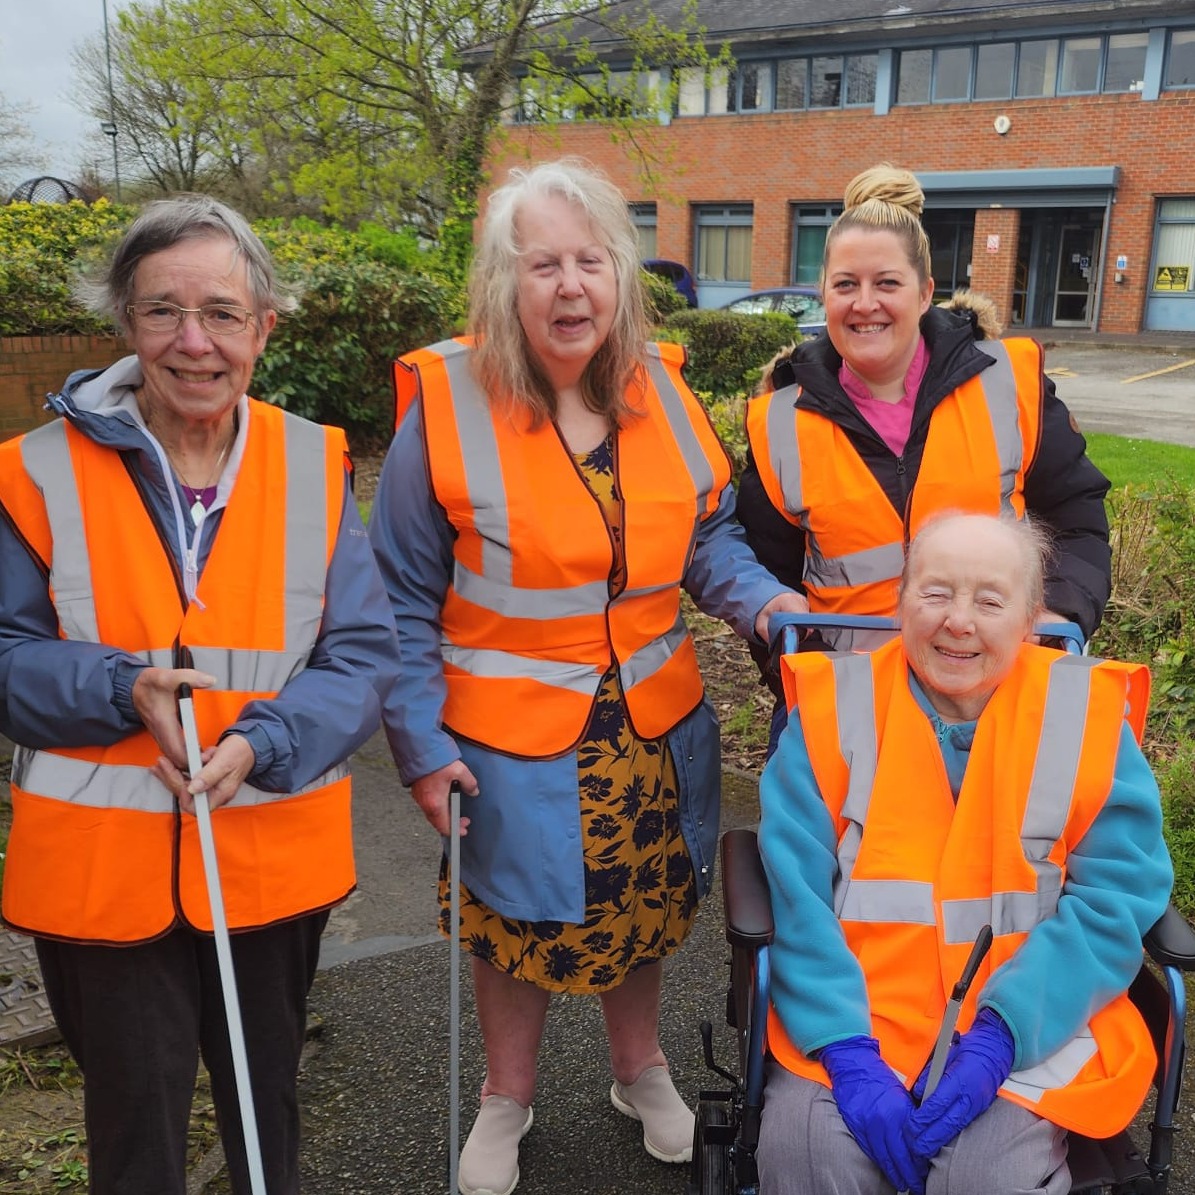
[610,1064,694,1163]
[457,1095,534,1195]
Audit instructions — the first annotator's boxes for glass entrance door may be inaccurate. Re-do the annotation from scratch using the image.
[1053,224,1098,326]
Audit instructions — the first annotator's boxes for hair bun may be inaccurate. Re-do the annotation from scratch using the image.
[843,164,925,220]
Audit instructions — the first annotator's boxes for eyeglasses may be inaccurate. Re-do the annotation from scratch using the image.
[125,300,257,335]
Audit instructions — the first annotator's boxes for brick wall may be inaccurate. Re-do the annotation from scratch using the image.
[0,336,127,440]
[492,89,1195,334]
[970,209,1021,331]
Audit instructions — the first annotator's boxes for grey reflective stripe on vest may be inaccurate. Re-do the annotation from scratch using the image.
[282,413,334,653]
[620,611,690,693]
[643,344,719,515]
[942,655,1099,944]
[824,654,879,917]
[453,560,610,621]
[11,743,348,813]
[831,653,1094,937]
[439,342,514,587]
[20,422,100,642]
[972,339,1026,513]
[764,386,804,514]
[1002,1029,1099,1104]
[440,643,601,694]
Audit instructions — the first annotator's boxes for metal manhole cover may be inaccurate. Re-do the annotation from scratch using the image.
[0,932,58,1049]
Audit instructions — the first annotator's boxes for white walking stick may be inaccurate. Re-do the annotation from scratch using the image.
[178,684,267,1195]
[449,780,462,1195]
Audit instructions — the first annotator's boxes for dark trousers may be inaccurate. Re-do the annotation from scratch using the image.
[36,911,329,1195]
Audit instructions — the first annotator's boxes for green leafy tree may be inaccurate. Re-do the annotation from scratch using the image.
[80,0,724,270]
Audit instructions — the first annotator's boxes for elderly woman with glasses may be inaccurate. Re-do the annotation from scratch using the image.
[0,195,399,1194]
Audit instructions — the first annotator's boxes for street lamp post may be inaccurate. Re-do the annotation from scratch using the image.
[101,0,122,200]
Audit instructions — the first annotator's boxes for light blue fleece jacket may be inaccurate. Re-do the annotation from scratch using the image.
[758,668,1173,1071]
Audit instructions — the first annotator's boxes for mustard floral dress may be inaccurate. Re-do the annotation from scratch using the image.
[437,435,699,993]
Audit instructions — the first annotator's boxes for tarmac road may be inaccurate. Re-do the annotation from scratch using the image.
[1039,339,1195,448]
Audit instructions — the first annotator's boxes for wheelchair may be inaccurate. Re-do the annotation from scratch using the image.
[688,614,1195,1195]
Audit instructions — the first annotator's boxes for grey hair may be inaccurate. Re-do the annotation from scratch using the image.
[823,163,932,288]
[76,194,295,333]
[468,158,650,427]
[900,510,1053,617]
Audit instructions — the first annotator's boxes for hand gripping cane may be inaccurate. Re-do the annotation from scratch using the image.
[178,683,268,1195]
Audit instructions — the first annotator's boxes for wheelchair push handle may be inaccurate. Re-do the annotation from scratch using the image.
[766,611,1087,656]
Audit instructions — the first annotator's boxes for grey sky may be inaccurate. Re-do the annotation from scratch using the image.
[1,0,129,187]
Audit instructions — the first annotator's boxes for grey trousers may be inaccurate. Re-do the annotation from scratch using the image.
[757,1059,1071,1195]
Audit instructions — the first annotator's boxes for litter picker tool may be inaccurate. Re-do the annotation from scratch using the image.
[897,923,994,1195]
[922,923,994,1102]
[178,681,267,1195]
[449,780,462,1195]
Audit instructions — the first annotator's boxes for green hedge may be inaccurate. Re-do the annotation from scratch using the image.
[0,199,137,336]
[0,201,465,444]
[657,308,798,398]
[255,258,463,444]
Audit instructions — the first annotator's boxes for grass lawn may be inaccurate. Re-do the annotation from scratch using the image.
[1085,432,1195,492]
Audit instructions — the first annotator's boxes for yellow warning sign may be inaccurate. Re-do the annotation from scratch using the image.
[1154,265,1190,291]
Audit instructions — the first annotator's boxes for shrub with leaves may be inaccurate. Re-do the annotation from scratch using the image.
[656,309,798,399]
[641,267,690,322]
[0,199,136,335]
[1157,736,1195,915]
[1093,481,1195,742]
[255,257,464,447]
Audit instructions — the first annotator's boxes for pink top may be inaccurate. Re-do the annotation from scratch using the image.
[838,337,930,458]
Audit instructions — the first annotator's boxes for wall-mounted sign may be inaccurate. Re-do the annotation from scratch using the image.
[1154,265,1190,291]
[1116,255,1128,271]
[986,234,1000,253]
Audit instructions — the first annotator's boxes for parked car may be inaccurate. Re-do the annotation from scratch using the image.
[641,258,699,308]
[720,286,827,338]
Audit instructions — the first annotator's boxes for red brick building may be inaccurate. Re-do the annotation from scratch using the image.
[490,0,1195,334]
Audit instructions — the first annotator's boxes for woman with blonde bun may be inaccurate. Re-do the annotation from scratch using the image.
[740,163,1111,753]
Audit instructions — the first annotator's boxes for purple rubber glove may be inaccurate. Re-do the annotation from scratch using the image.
[820,1035,929,1194]
[905,1008,1016,1162]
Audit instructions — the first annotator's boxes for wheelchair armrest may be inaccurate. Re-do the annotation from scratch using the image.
[721,828,775,949]
[1144,902,1195,970]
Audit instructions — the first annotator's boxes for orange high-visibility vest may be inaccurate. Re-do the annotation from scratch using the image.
[767,638,1154,1138]
[0,401,356,944]
[746,339,1043,632]
[394,337,731,754]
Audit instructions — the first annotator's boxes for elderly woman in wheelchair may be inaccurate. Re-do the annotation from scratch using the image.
[753,511,1173,1195]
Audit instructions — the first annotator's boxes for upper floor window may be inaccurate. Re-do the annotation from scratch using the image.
[1167,29,1195,87]
[974,43,1015,100]
[933,46,972,101]
[1015,41,1059,98]
[895,30,1181,104]
[680,54,876,115]
[1105,33,1148,92]
[1060,37,1101,93]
